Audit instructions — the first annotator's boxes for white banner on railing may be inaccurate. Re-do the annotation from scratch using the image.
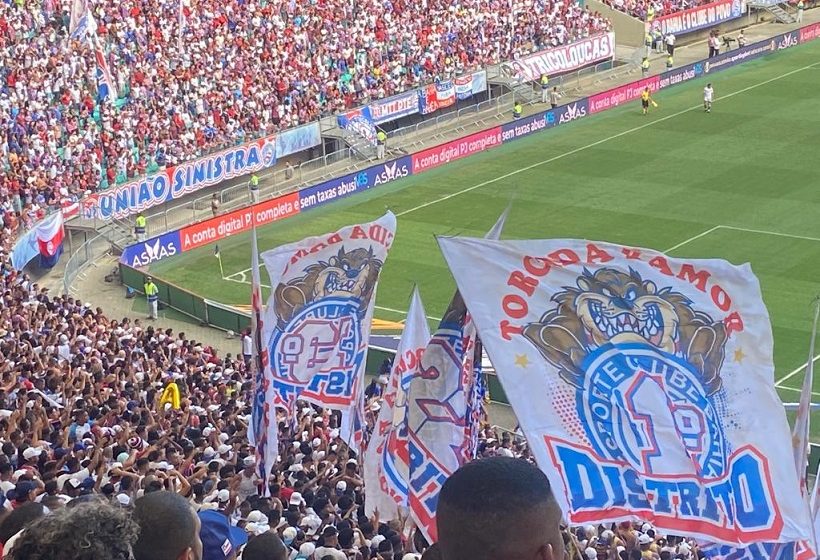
[500,33,616,82]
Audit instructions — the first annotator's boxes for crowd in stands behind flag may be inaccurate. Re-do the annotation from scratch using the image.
[0,0,610,224]
[0,206,814,559]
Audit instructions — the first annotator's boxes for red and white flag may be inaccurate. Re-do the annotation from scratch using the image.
[365,287,430,520]
[36,212,64,268]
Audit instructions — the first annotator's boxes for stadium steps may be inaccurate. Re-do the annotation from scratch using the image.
[342,129,378,161]
[756,3,798,23]
[506,79,541,105]
[97,219,134,255]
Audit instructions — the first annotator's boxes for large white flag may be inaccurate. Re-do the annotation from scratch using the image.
[438,237,813,547]
[364,287,431,520]
[261,212,396,413]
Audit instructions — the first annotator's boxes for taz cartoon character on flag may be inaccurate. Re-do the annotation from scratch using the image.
[364,287,431,520]
[438,237,813,547]
[261,212,396,413]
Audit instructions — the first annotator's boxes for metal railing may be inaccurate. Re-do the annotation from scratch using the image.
[63,233,111,296]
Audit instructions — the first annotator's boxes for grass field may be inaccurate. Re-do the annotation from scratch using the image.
[151,40,820,406]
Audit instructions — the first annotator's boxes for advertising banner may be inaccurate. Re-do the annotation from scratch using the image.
[702,39,773,74]
[178,192,300,251]
[81,135,277,221]
[589,76,660,114]
[370,92,420,124]
[499,33,615,82]
[275,123,321,158]
[412,127,503,173]
[653,0,744,35]
[121,231,183,268]
[298,157,412,212]
[800,22,820,43]
[775,30,800,50]
[659,60,706,89]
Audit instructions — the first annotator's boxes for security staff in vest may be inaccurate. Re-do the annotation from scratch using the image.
[540,74,550,103]
[134,212,147,242]
[513,101,523,119]
[248,173,260,203]
[797,0,804,22]
[641,57,650,76]
[144,276,159,320]
[646,4,655,21]
[376,129,387,159]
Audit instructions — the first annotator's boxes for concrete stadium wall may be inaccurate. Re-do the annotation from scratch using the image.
[589,0,647,47]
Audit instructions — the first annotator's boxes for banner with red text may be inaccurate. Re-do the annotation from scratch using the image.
[652,0,744,36]
[438,237,813,547]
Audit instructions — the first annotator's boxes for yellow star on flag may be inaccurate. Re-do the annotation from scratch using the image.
[733,348,746,363]
[514,354,530,368]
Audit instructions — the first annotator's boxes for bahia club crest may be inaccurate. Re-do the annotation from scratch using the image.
[438,237,813,547]
[261,213,396,411]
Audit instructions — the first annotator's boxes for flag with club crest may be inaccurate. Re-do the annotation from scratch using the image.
[92,34,116,104]
[365,287,431,520]
[437,237,813,548]
[406,210,506,544]
[69,0,90,38]
[260,212,396,419]
[249,217,278,494]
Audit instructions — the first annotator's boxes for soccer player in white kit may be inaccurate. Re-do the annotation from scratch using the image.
[704,83,714,113]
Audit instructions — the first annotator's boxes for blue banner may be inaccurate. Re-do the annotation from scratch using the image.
[276,123,321,158]
[298,157,412,212]
[337,107,378,145]
[121,231,182,267]
[659,60,706,89]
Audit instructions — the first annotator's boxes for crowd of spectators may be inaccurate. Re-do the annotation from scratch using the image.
[601,0,712,20]
[0,233,701,558]
[0,0,612,222]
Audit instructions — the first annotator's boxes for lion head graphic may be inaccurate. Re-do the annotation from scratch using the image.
[273,246,383,328]
[523,267,727,395]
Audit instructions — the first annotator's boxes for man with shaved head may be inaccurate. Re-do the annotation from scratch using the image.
[434,457,564,560]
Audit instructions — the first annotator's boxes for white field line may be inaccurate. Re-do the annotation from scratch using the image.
[223,268,437,321]
[776,385,820,398]
[719,225,820,244]
[664,225,723,253]
[396,61,820,218]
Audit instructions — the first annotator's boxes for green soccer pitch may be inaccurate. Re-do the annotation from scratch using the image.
[150,39,820,404]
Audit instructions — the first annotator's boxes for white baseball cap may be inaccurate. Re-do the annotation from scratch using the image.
[23,447,42,461]
[289,491,305,506]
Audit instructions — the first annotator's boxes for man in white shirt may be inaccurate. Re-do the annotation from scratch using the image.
[703,83,714,113]
[665,33,676,56]
[242,329,252,368]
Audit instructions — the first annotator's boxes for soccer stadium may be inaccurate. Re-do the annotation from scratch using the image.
[4,0,820,556]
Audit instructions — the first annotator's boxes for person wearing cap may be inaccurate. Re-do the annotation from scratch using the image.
[199,509,248,560]
[133,491,203,560]
[234,455,261,503]
[11,480,38,507]
[144,276,159,320]
[295,542,315,560]
[314,525,346,560]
